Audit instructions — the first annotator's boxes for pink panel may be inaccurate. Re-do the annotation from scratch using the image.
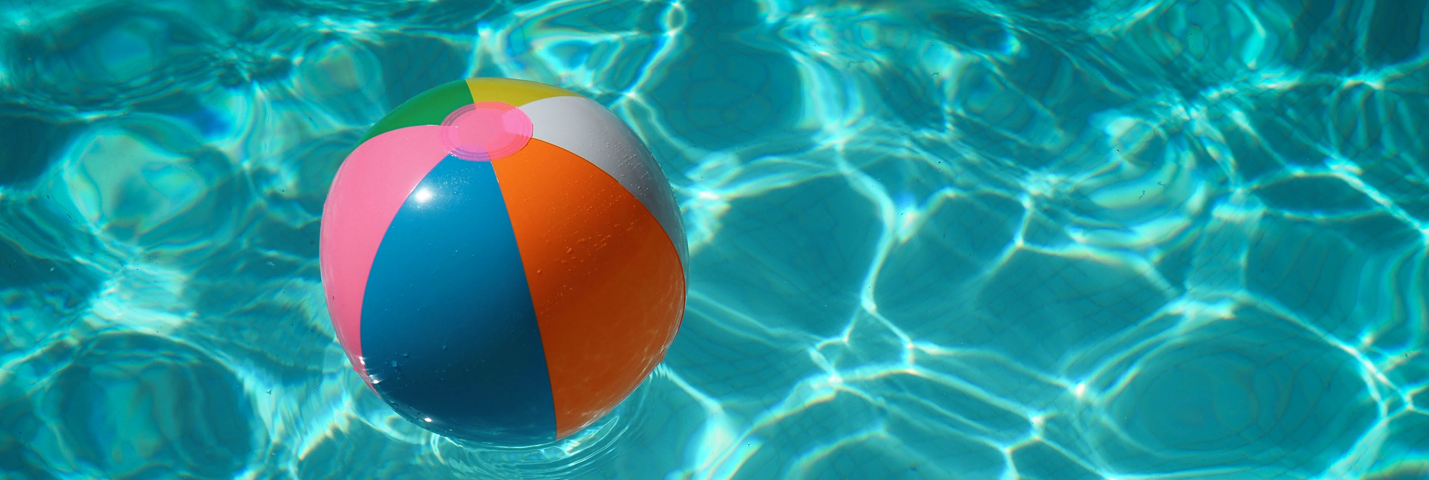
[319,125,449,385]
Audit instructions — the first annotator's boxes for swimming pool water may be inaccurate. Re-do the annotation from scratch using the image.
[1,0,1427,478]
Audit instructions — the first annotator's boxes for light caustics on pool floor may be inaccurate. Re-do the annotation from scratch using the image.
[0,0,1428,479]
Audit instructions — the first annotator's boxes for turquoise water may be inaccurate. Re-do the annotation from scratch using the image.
[1,0,1427,478]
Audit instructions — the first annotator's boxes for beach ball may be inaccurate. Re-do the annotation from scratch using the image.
[318,78,688,445]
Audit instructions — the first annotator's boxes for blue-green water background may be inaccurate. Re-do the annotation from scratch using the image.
[2,0,1428,478]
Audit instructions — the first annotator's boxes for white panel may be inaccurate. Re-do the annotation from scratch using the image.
[521,96,688,272]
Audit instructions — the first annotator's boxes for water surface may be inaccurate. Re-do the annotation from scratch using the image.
[1,0,1427,478]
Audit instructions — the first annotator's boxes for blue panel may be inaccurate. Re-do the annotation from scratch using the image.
[360,156,555,445]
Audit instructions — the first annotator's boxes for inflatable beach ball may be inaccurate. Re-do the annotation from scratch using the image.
[318,78,688,445]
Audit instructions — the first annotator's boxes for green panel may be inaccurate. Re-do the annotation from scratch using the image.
[361,79,474,142]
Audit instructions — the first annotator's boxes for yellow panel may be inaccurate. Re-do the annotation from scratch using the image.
[465,78,582,106]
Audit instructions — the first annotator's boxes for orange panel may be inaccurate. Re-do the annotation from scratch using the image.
[492,139,686,439]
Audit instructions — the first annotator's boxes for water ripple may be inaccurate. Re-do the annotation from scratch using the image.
[2,0,1427,478]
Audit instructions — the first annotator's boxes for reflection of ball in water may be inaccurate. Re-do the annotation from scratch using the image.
[318,78,689,446]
